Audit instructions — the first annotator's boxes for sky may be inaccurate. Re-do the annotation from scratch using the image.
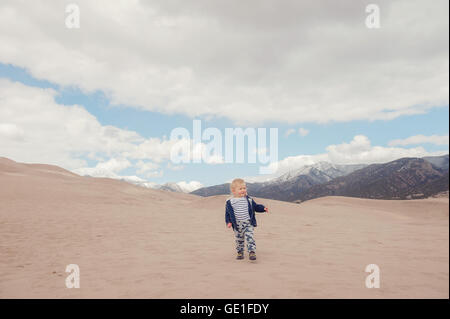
[0,0,448,190]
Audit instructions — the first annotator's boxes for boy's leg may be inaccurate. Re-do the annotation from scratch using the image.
[233,221,245,254]
[243,220,256,253]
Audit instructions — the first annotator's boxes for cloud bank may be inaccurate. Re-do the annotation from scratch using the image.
[0,0,447,125]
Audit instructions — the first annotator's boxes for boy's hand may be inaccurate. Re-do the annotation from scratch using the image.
[227,222,232,228]
[264,207,269,213]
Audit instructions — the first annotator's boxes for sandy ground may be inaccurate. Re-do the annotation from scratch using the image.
[0,157,448,298]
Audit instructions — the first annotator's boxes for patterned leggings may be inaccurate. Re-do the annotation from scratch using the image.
[234,219,256,253]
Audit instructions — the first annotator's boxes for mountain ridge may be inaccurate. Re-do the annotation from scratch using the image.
[191,155,449,202]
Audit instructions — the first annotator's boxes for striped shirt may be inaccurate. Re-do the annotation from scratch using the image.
[230,197,250,221]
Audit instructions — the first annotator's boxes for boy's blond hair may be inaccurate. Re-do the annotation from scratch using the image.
[230,178,246,193]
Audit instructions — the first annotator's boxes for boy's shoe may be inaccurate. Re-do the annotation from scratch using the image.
[249,251,256,260]
[236,252,244,260]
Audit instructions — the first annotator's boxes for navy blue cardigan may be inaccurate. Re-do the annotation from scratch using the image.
[225,195,266,230]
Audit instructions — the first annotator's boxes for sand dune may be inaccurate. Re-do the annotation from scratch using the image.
[0,157,448,298]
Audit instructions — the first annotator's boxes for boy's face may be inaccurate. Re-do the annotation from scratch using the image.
[232,183,247,197]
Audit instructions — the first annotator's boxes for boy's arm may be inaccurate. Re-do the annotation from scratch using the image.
[225,201,232,224]
[252,198,266,212]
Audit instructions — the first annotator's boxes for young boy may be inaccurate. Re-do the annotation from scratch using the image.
[225,178,269,261]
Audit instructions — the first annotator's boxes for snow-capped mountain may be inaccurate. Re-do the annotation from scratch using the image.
[297,157,449,202]
[192,155,449,202]
[148,181,203,193]
[126,180,203,193]
[267,162,367,185]
[75,171,203,193]
[192,161,368,200]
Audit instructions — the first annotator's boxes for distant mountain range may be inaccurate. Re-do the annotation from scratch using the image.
[121,180,203,193]
[296,156,448,202]
[192,161,367,201]
[191,155,449,202]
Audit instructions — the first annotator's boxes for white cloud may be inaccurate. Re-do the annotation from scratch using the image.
[323,135,446,164]
[0,79,183,176]
[135,160,163,178]
[246,134,449,181]
[136,160,160,174]
[96,158,131,173]
[143,170,164,178]
[166,162,185,171]
[284,129,296,137]
[0,80,228,181]
[74,158,130,178]
[0,0,447,125]
[298,128,309,137]
[0,123,25,141]
[75,158,164,180]
[388,134,449,146]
